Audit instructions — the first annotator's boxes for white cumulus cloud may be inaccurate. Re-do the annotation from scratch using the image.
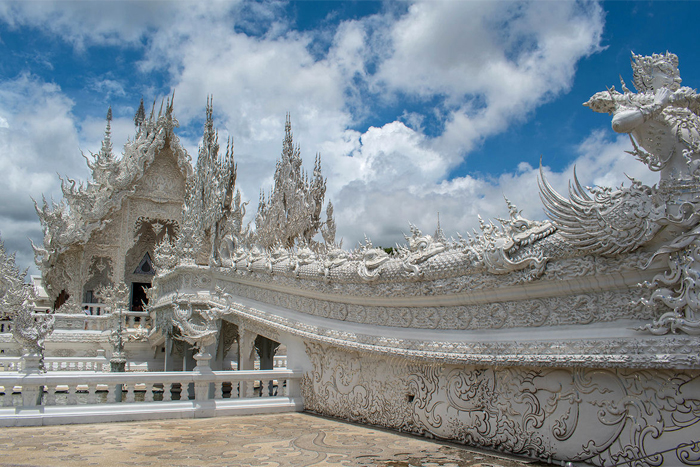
[1,0,642,273]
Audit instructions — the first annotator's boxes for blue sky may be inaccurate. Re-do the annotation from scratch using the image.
[1,0,699,274]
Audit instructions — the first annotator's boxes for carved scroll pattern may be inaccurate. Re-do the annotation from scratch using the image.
[212,280,648,330]
[302,343,700,466]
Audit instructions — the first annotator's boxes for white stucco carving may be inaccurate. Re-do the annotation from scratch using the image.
[544,51,700,336]
[7,51,698,466]
[144,52,700,466]
[33,97,192,305]
[302,343,700,467]
[1,236,54,370]
[254,115,335,250]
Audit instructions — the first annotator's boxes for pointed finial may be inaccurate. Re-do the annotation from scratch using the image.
[206,95,213,121]
[619,75,631,94]
[435,212,445,240]
[134,98,145,128]
[97,106,114,162]
[285,113,292,139]
[503,195,518,218]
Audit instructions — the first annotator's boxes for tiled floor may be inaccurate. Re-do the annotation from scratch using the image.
[0,412,549,466]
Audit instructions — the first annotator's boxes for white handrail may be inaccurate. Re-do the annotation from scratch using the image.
[47,311,152,331]
[0,355,110,372]
[0,368,304,426]
[0,357,20,371]
[230,355,288,370]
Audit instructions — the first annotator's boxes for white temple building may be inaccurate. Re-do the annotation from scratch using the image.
[0,52,699,467]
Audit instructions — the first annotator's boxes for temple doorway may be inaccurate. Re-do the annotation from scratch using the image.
[131,282,151,311]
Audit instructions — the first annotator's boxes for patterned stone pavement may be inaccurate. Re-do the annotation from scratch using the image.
[0,413,550,467]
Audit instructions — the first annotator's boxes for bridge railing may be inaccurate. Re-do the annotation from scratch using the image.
[0,368,304,426]
[46,310,152,332]
[81,303,104,315]
[0,355,110,372]
[0,358,20,372]
[230,355,287,370]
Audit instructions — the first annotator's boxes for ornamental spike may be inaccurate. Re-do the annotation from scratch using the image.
[134,98,145,128]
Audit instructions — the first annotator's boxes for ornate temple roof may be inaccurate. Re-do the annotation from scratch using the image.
[33,96,193,298]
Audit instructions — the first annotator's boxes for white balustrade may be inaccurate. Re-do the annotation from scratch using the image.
[51,313,112,331]
[44,355,110,372]
[123,311,151,329]
[273,355,287,368]
[47,310,152,332]
[0,358,20,372]
[81,303,104,315]
[230,355,287,370]
[0,368,304,426]
[0,354,110,372]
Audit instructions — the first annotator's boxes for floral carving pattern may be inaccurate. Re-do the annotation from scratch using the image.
[302,343,700,466]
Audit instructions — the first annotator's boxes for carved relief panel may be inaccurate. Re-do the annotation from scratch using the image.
[302,342,700,466]
[133,147,186,203]
[82,256,114,303]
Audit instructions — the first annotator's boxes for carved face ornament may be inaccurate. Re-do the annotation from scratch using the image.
[632,52,681,93]
[362,248,390,270]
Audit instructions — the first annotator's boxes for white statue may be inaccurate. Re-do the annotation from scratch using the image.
[585,52,700,182]
[1,235,54,371]
[541,52,700,335]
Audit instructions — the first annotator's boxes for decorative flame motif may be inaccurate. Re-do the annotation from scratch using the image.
[254,115,335,250]
[1,235,53,370]
[182,97,247,267]
[539,167,661,256]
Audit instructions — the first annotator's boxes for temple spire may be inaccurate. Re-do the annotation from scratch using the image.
[98,107,114,162]
[434,212,446,242]
[255,115,332,249]
[134,98,145,128]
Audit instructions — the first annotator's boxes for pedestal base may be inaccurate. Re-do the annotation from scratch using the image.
[110,352,126,373]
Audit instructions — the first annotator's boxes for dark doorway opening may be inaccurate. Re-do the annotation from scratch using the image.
[131,282,151,311]
[54,289,69,311]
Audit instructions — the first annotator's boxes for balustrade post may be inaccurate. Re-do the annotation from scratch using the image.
[111,383,122,402]
[46,385,57,405]
[286,376,301,398]
[21,383,42,407]
[87,384,97,404]
[21,352,42,374]
[96,349,107,372]
[2,388,13,407]
[67,385,77,405]
[20,351,44,406]
[193,348,213,400]
[126,384,135,403]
